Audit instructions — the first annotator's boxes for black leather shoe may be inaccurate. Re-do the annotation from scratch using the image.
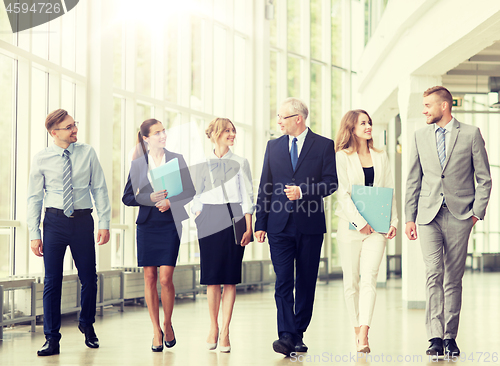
[444,339,460,356]
[426,337,444,356]
[295,337,308,353]
[152,330,164,352]
[37,338,60,356]
[164,325,176,348]
[78,323,99,349]
[273,333,295,357]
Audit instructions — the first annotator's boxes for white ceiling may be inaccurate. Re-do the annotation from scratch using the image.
[443,40,500,94]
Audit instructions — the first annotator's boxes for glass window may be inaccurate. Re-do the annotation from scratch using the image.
[487,168,499,251]
[351,0,364,71]
[270,51,278,131]
[191,16,203,111]
[112,98,123,224]
[164,110,180,130]
[310,63,322,132]
[61,4,77,71]
[234,0,247,34]
[310,0,323,61]
[213,26,227,117]
[330,235,339,266]
[0,2,13,44]
[287,0,302,54]
[110,229,124,268]
[331,0,343,66]
[234,36,246,123]
[165,19,178,103]
[287,56,301,98]
[0,230,10,278]
[136,103,153,127]
[487,111,499,166]
[136,25,152,97]
[61,79,75,115]
[331,67,344,138]
[31,22,49,59]
[0,54,13,220]
[113,23,123,88]
[30,68,49,161]
[214,0,228,24]
[269,0,278,46]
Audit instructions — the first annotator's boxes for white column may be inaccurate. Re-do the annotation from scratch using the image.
[252,0,270,261]
[398,74,441,309]
[87,0,114,271]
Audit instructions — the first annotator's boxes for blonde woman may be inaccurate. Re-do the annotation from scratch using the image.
[334,110,398,353]
[192,118,254,353]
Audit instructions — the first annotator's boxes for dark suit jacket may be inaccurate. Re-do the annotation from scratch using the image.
[122,149,195,226]
[255,129,338,235]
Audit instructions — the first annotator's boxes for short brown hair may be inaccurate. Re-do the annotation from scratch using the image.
[423,86,453,111]
[205,118,236,143]
[45,109,69,132]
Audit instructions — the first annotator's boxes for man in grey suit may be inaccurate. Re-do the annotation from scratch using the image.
[405,86,491,357]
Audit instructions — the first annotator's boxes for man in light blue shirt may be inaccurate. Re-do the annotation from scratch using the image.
[27,109,111,356]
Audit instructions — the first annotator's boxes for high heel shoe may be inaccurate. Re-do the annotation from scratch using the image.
[206,335,218,350]
[219,333,231,353]
[219,344,231,353]
[356,336,370,353]
[152,330,164,352]
[164,325,176,348]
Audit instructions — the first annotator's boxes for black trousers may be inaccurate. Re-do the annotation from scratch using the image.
[268,214,323,339]
[42,211,97,340]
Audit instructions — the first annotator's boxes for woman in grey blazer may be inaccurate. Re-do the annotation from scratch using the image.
[335,110,398,353]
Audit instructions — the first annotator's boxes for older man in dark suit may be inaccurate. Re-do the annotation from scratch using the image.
[255,98,337,356]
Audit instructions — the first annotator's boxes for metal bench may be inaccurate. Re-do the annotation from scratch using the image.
[0,278,37,340]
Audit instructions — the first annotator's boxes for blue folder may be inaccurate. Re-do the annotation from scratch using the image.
[348,185,393,233]
[149,158,183,199]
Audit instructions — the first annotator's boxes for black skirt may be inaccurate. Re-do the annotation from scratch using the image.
[196,204,245,285]
[136,208,181,267]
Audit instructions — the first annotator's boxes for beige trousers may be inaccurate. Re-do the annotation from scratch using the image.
[337,218,387,327]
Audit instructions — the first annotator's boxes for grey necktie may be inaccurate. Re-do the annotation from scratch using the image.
[437,127,446,169]
[63,150,74,217]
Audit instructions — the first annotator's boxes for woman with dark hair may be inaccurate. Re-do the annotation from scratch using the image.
[122,119,195,352]
[193,117,254,353]
[334,110,398,354]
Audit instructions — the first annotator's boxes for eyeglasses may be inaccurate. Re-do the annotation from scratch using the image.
[53,122,79,131]
[277,114,298,120]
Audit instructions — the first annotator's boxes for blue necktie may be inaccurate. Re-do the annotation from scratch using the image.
[437,127,446,169]
[62,149,74,217]
[291,137,298,171]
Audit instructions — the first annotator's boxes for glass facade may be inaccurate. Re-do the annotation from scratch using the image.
[1,0,366,277]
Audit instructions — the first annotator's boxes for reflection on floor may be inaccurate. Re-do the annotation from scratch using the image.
[1,272,499,366]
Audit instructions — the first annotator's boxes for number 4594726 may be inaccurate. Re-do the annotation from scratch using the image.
[5,2,62,14]
[443,352,498,363]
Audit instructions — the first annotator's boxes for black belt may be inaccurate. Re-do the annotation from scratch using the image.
[46,208,93,218]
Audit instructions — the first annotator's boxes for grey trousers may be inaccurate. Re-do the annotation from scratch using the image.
[418,206,474,340]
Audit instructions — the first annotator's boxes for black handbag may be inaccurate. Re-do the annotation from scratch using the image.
[221,182,253,245]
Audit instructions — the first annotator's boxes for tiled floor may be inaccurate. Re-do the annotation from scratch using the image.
[1,272,499,365]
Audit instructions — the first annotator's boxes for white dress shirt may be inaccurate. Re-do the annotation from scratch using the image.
[288,127,309,156]
[146,152,167,185]
[191,149,255,215]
